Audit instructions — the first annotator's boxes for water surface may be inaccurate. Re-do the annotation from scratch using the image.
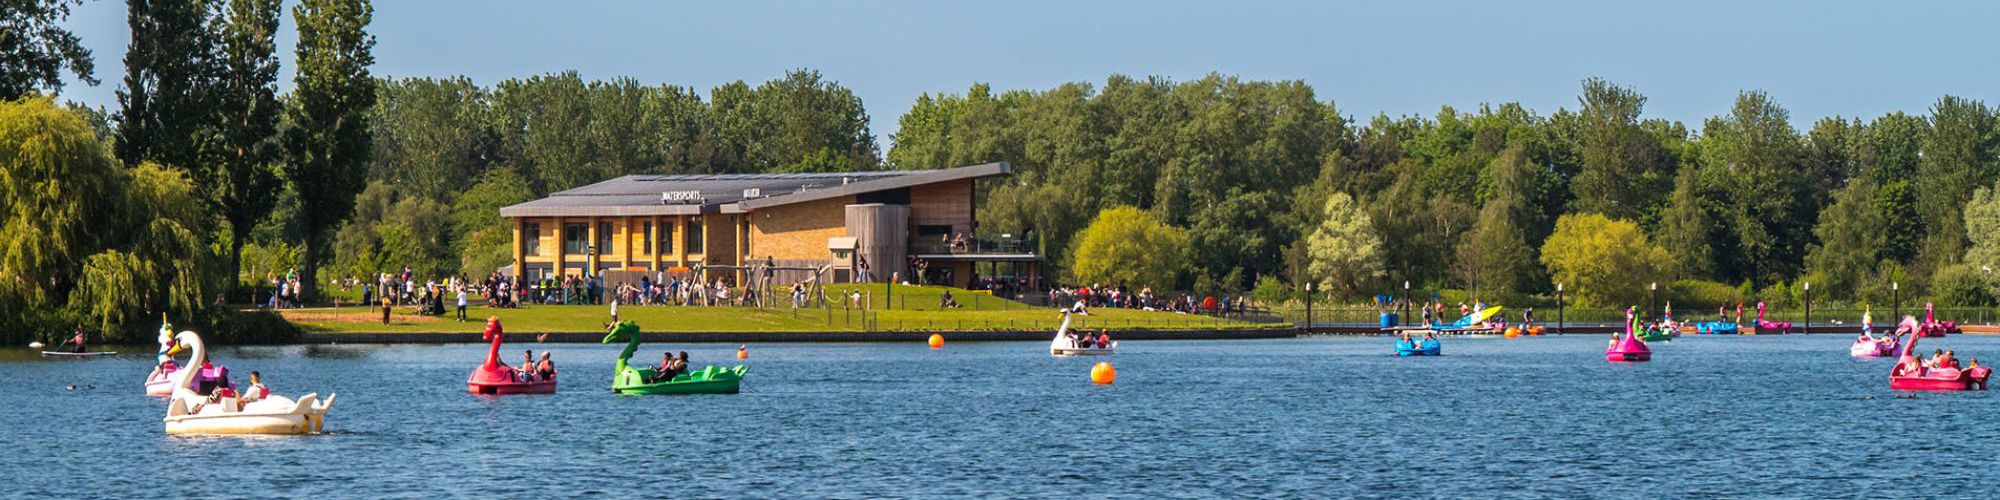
[7,335,1996,498]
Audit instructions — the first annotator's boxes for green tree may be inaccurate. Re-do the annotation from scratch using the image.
[1698,90,1807,284]
[1964,181,2000,285]
[451,169,534,276]
[1069,206,1188,288]
[710,69,879,173]
[1539,213,1668,307]
[1655,165,1714,278]
[1456,146,1540,296]
[1570,78,1667,220]
[114,0,217,171]
[491,71,593,191]
[0,0,97,99]
[1915,96,1999,276]
[370,76,494,198]
[210,0,285,288]
[1305,192,1384,298]
[73,164,212,331]
[1857,112,1928,262]
[284,0,376,300]
[1804,180,1886,301]
[0,96,121,310]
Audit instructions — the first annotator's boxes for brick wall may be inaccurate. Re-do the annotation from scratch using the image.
[750,195,855,261]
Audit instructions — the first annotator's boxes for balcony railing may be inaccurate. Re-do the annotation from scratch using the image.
[910,236,1038,255]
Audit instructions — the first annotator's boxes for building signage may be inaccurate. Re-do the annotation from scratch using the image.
[660,190,705,204]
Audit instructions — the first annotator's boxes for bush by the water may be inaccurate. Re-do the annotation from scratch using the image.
[1930,264,1995,307]
[1668,280,1745,308]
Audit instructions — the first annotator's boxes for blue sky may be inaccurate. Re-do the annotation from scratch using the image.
[54,0,2000,146]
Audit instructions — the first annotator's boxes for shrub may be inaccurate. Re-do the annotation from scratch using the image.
[1669,279,1744,309]
[1929,264,1995,307]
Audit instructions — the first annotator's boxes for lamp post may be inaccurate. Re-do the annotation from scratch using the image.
[1304,281,1314,333]
[1803,281,1811,334]
[1556,283,1565,334]
[1649,282,1658,320]
[1402,280,1411,327]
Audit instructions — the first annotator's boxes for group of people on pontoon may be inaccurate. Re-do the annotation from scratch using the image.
[1897,349,1980,375]
[1065,329,1113,349]
[516,349,556,382]
[651,351,691,382]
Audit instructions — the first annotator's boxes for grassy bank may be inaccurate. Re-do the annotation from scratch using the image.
[281,284,1278,334]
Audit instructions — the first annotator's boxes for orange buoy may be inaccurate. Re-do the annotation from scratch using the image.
[1504,327,1521,338]
[927,333,944,349]
[737,345,748,359]
[1091,362,1116,385]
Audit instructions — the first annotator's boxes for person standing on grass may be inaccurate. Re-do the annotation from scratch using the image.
[456,287,469,322]
[610,298,620,323]
[380,292,392,325]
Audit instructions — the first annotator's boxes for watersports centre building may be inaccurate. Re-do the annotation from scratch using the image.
[497,162,1041,288]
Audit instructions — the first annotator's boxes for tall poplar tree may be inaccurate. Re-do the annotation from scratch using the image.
[115,0,217,171]
[211,0,284,289]
[284,0,375,300]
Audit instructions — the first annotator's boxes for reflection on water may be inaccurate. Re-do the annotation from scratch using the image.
[4,335,1999,497]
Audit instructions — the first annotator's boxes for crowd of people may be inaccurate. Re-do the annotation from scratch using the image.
[265,269,306,309]
[1047,284,1252,316]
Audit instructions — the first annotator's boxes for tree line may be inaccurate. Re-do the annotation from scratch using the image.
[5,0,2000,342]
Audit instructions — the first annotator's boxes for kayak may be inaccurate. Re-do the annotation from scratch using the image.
[42,351,117,357]
[611,365,747,395]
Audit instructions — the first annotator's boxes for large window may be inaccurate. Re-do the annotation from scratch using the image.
[597,222,614,255]
[563,223,588,255]
[641,221,653,254]
[524,223,541,256]
[658,222,675,255]
[686,218,705,253]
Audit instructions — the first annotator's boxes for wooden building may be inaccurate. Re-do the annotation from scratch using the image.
[497,162,1036,288]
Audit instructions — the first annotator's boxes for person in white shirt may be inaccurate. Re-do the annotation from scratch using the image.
[241,371,269,404]
[456,288,469,321]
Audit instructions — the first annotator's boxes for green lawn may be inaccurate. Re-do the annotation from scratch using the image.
[281,284,1278,333]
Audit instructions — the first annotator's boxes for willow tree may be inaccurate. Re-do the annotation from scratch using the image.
[1306,192,1384,298]
[0,97,119,311]
[1070,206,1188,288]
[1539,213,1668,307]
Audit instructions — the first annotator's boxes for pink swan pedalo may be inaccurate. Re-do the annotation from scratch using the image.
[1888,317,1989,391]
[468,318,557,395]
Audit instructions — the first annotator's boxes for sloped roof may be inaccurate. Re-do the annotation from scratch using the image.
[499,162,1009,218]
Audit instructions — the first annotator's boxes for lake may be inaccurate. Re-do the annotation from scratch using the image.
[6,334,1996,498]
